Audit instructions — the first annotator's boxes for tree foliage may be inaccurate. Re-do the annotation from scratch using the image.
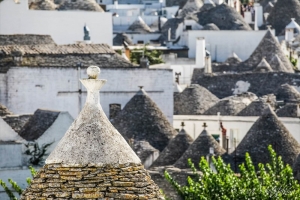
[130,45,164,65]
[24,142,53,166]
[165,145,300,200]
[0,166,37,200]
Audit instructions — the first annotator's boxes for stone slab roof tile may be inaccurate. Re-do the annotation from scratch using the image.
[237,100,269,116]
[267,0,300,35]
[151,128,194,167]
[178,0,203,18]
[232,105,300,167]
[195,4,252,30]
[243,30,294,72]
[133,140,159,163]
[0,44,136,69]
[276,83,300,102]
[276,103,299,117]
[113,33,133,46]
[112,88,178,152]
[203,92,257,116]
[174,128,226,169]
[0,34,55,45]
[174,84,219,115]
[19,109,60,141]
[57,0,104,11]
[128,16,152,33]
[29,0,57,10]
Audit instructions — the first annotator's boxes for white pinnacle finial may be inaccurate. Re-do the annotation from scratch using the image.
[87,66,100,79]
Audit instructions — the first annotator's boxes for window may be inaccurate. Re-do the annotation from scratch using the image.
[186,25,192,30]
[137,40,144,44]
[109,104,121,119]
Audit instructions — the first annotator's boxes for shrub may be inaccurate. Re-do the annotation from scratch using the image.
[165,145,300,200]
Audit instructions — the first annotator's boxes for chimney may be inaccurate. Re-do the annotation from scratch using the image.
[285,18,296,42]
[196,37,205,68]
[114,0,118,9]
[140,57,149,68]
[204,50,212,73]
[254,2,263,29]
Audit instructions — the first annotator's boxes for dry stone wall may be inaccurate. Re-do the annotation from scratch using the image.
[21,163,163,200]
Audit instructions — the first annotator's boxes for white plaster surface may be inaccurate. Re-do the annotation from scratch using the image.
[0,0,112,45]
[174,115,300,153]
[179,30,268,62]
[36,112,74,153]
[233,81,251,95]
[2,67,173,122]
[0,143,23,168]
[0,118,23,142]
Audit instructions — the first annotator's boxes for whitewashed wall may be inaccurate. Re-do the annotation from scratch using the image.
[37,112,74,153]
[0,168,37,200]
[174,115,300,153]
[0,118,22,142]
[2,67,173,122]
[0,0,112,45]
[0,143,23,168]
[179,30,269,62]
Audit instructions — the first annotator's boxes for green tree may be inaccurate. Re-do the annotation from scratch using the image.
[24,142,53,166]
[130,45,164,65]
[165,145,300,200]
[0,166,37,200]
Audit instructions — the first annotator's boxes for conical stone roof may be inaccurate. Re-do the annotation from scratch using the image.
[203,92,256,116]
[57,0,104,11]
[128,16,152,33]
[151,128,194,167]
[112,88,178,152]
[174,84,219,115]
[174,126,226,169]
[195,4,252,30]
[276,84,300,102]
[232,105,300,167]
[113,33,133,46]
[20,66,163,200]
[29,0,57,10]
[237,100,269,116]
[276,103,299,117]
[178,0,203,18]
[225,52,242,65]
[243,30,294,72]
[267,0,300,35]
[269,54,286,71]
[202,23,220,30]
[254,58,273,72]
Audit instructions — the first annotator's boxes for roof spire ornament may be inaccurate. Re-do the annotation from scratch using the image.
[181,121,185,129]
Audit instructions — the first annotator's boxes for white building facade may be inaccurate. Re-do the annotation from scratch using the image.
[0,0,113,45]
[0,67,174,122]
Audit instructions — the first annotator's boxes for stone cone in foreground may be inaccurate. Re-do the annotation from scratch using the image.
[21,66,163,200]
